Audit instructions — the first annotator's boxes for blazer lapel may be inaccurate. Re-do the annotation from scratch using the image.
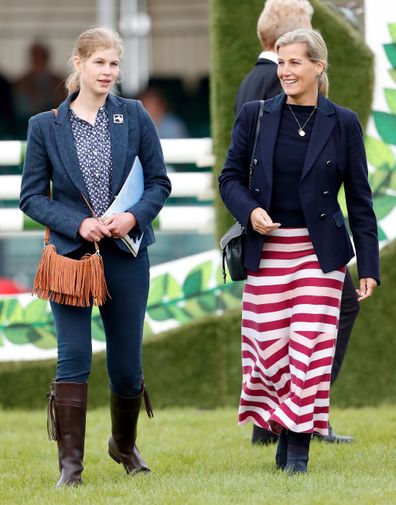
[53,98,89,198]
[301,97,336,182]
[258,94,284,191]
[107,96,129,197]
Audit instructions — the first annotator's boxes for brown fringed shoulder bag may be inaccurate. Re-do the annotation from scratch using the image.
[32,109,110,308]
[32,226,109,307]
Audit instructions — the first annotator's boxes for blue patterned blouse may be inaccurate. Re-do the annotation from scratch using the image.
[69,105,112,217]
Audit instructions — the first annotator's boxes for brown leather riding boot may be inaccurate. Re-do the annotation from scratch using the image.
[47,381,88,487]
[108,388,152,475]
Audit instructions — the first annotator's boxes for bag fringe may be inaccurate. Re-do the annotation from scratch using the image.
[33,244,109,307]
[47,379,59,441]
[143,382,154,419]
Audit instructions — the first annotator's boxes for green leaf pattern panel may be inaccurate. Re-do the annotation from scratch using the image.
[367,22,396,242]
[0,253,243,358]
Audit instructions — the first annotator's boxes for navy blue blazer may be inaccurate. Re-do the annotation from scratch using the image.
[219,93,380,284]
[20,92,171,255]
[234,57,282,115]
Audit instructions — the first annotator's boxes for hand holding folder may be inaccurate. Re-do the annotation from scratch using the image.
[102,156,144,256]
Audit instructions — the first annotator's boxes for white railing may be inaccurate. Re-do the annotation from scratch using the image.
[0,139,216,234]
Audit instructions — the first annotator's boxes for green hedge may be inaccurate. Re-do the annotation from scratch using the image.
[1,240,395,411]
[210,0,374,242]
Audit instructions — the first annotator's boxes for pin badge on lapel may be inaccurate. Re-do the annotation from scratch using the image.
[113,114,124,124]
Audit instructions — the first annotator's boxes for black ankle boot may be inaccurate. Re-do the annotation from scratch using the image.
[285,431,311,474]
[275,429,288,470]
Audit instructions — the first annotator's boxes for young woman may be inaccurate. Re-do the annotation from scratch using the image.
[219,28,379,474]
[20,27,171,486]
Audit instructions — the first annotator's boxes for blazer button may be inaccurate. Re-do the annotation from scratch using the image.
[253,159,258,165]
[326,160,333,166]
[254,188,261,194]
[320,213,327,219]
[322,190,330,197]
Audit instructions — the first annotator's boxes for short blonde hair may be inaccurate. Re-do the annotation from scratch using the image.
[65,27,123,95]
[257,0,313,51]
[276,28,329,97]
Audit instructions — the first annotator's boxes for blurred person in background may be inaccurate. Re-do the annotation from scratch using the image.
[0,70,16,139]
[235,0,360,447]
[139,86,189,138]
[13,42,65,138]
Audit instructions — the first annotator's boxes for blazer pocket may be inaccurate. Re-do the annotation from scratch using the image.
[333,209,345,228]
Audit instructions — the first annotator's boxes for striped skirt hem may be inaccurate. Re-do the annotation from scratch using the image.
[238,228,345,435]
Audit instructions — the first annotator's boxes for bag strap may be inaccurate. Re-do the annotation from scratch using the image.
[43,108,99,252]
[248,99,265,190]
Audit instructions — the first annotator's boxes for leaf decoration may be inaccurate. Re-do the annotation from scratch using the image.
[384,89,396,115]
[168,305,195,323]
[143,320,153,338]
[373,194,396,220]
[196,293,219,312]
[365,135,395,172]
[24,299,48,324]
[29,325,57,349]
[216,264,225,285]
[377,225,387,241]
[92,317,105,342]
[373,111,396,145]
[369,170,390,194]
[147,306,173,321]
[337,186,347,216]
[4,324,36,345]
[183,261,213,298]
[4,300,18,321]
[7,301,24,325]
[148,273,181,305]
[384,44,396,68]
[389,24,396,44]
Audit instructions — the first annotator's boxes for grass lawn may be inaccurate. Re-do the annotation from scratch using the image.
[0,405,395,505]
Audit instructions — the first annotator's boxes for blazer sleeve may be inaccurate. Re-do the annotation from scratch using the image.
[126,101,172,233]
[19,116,90,239]
[344,113,380,284]
[218,103,261,228]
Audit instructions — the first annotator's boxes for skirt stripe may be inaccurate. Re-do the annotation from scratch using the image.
[239,228,345,435]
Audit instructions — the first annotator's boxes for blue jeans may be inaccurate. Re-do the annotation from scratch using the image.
[50,239,150,398]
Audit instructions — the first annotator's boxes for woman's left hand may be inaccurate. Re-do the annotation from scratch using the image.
[356,277,377,301]
[102,212,137,238]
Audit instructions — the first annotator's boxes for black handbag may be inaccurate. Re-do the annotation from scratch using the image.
[220,100,265,283]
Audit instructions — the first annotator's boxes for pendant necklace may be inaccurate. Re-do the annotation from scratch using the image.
[287,104,317,137]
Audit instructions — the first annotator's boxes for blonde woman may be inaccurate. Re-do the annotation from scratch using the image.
[219,29,379,473]
[20,27,171,486]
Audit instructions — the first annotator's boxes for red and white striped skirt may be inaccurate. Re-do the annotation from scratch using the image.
[239,228,345,435]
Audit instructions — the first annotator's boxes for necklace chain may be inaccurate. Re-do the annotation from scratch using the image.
[287,104,317,137]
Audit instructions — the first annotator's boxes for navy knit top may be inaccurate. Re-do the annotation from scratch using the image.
[269,104,316,227]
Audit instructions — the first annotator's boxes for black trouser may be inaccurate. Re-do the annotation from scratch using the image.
[331,267,360,384]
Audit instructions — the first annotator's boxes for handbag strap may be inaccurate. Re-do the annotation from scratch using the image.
[248,99,265,190]
[43,108,99,252]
